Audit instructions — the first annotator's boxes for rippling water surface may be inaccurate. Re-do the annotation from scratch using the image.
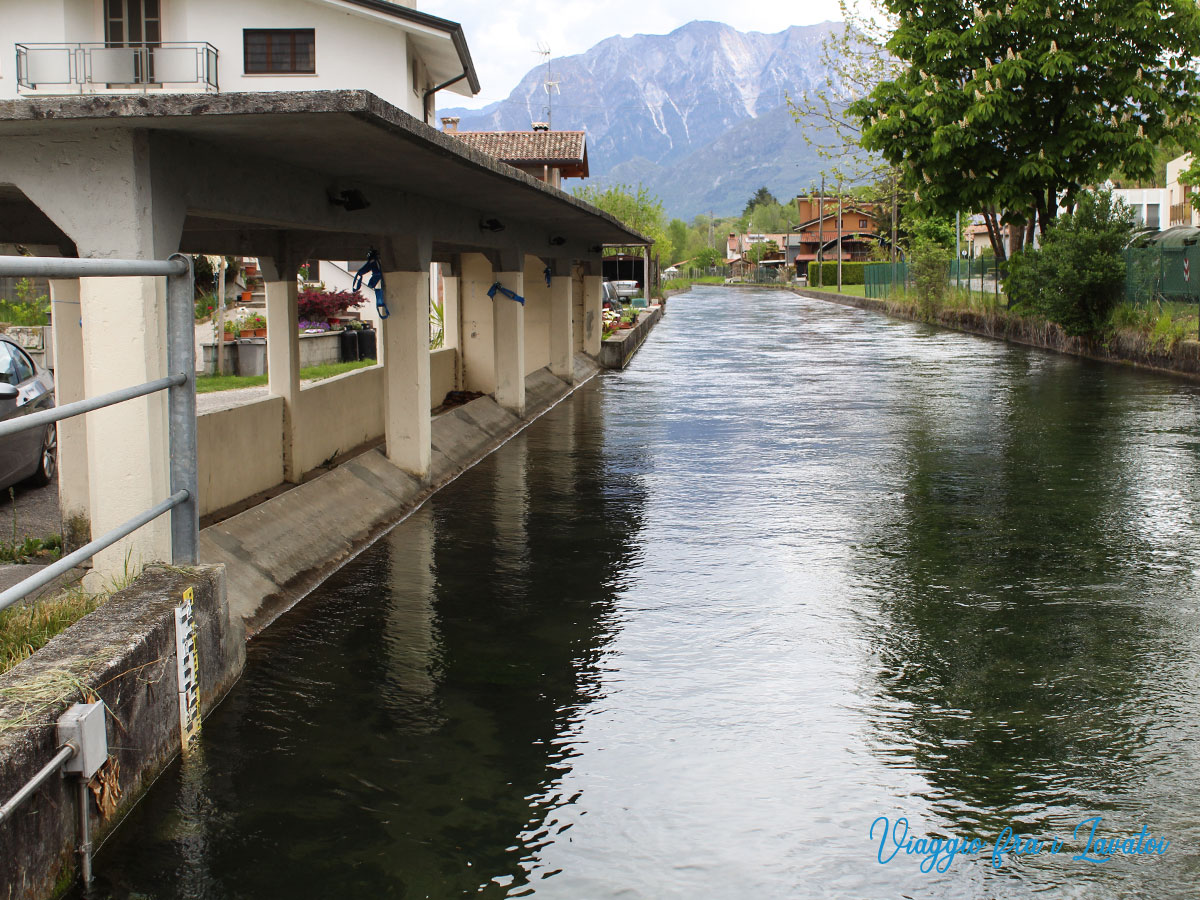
[84,289,1200,898]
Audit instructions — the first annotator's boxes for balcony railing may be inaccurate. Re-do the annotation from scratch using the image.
[15,42,218,94]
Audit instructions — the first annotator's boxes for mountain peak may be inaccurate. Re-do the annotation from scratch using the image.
[439,21,844,217]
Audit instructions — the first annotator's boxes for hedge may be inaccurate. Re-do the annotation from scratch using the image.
[806,261,866,286]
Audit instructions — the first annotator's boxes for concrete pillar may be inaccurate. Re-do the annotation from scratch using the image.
[380,269,431,478]
[49,279,86,550]
[441,268,462,390]
[81,275,171,576]
[458,253,495,395]
[549,274,574,383]
[583,274,603,357]
[493,268,525,416]
[264,268,301,482]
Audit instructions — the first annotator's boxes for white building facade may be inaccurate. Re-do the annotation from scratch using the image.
[0,0,478,120]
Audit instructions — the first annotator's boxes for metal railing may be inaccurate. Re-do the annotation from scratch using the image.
[15,42,218,93]
[0,255,198,613]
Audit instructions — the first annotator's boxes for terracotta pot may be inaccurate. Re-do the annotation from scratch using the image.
[241,290,252,302]
[253,328,266,338]
[223,332,236,342]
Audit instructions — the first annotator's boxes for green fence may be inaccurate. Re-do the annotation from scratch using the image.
[1123,246,1200,308]
[865,257,1005,303]
[864,261,907,298]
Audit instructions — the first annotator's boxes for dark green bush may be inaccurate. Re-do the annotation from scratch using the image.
[807,261,866,285]
[1005,189,1133,338]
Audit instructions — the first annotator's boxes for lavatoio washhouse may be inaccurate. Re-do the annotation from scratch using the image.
[3,1,1200,899]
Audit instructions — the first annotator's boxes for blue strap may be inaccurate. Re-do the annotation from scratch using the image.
[544,266,552,287]
[487,282,525,305]
[352,250,389,319]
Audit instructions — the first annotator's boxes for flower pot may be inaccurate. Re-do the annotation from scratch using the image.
[253,328,266,337]
[223,332,236,342]
[241,290,252,303]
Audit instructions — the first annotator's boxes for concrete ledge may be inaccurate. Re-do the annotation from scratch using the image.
[201,359,600,636]
[0,566,244,899]
[599,305,663,370]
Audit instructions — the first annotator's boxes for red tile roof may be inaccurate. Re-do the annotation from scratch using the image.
[453,131,588,176]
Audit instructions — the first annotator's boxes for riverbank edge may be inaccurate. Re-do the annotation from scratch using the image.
[0,566,244,900]
[600,304,664,369]
[200,356,603,638]
[795,289,1200,380]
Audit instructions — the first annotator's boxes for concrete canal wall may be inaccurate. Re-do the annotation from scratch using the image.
[797,289,1200,381]
[599,305,664,370]
[201,357,601,637]
[0,567,244,900]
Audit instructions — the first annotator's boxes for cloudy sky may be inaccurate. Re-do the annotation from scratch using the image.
[421,0,844,109]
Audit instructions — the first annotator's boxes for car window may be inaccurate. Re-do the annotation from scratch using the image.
[11,347,33,384]
[0,343,22,386]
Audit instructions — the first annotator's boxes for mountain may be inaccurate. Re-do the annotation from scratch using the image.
[438,20,846,219]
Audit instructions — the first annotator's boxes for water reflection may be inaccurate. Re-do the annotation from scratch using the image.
[83,384,645,899]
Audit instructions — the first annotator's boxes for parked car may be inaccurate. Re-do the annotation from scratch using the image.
[601,281,624,314]
[0,337,55,490]
[610,280,641,300]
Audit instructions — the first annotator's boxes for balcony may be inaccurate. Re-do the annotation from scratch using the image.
[15,43,218,95]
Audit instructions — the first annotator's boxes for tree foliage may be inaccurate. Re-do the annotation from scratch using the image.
[743,186,780,217]
[1004,189,1134,337]
[849,0,1200,261]
[573,183,672,260]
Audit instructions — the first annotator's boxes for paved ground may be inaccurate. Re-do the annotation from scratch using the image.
[0,473,61,545]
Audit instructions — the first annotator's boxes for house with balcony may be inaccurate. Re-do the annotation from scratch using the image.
[3,0,479,121]
[0,0,647,623]
[788,195,882,269]
[1167,154,1199,228]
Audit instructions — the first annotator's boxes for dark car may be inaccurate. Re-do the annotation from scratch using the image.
[601,281,624,314]
[0,337,55,490]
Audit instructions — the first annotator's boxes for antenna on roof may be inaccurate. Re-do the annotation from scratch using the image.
[533,41,560,129]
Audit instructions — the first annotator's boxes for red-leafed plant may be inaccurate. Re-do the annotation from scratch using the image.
[297,288,364,322]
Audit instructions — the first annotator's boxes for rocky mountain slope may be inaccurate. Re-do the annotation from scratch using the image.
[439,20,844,218]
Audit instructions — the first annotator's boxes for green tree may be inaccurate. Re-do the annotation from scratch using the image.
[573,183,671,260]
[666,218,689,263]
[743,187,780,218]
[1005,188,1134,337]
[849,0,1200,262]
[747,240,781,264]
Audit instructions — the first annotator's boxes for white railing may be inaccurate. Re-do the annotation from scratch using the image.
[15,42,218,94]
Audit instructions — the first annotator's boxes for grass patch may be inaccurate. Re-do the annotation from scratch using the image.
[196,358,377,393]
[0,589,104,677]
[0,535,61,565]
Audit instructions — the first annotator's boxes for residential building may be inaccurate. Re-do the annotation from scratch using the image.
[1167,154,1199,227]
[0,0,646,587]
[446,120,589,189]
[3,0,479,122]
[788,195,881,267]
[1112,188,1168,232]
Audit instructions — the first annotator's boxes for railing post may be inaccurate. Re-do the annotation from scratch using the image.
[166,254,199,565]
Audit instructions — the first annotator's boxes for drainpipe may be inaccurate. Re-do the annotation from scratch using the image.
[424,72,469,125]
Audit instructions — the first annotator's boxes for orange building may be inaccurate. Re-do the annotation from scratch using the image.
[786,195,883,266]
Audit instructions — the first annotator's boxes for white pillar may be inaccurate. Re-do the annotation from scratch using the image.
[583,274,602,357]
[49,278,88,550]
[493,269,525,416]
[81,275,170,577]
[265,276,301,482]
[381,270,431,478]
[441,271,461,391]
[549,274,573,383]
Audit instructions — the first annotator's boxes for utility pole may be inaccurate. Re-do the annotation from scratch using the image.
[837,181,844,293]
[215,256,226,375]
[818,177,824,288]
[890,177,898,297]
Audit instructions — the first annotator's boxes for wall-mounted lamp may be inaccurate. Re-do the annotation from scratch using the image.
[480,218,505,232]
[328,189,370,211]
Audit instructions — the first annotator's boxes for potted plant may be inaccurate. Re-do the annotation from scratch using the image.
[222,319,239,342]
[298,288,366,329]
[242,313,266,337]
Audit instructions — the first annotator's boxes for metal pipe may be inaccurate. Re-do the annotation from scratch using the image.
[0,374,185,440]
[77,776,92,887]
[0,491,188,613]
[0,257,188,279]
[0,744,75,825]
[167,254,199,565]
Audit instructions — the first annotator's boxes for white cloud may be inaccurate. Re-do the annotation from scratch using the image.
[422,0,844,109]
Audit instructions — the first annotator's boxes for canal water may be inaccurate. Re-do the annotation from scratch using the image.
[83,288,1200,899]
